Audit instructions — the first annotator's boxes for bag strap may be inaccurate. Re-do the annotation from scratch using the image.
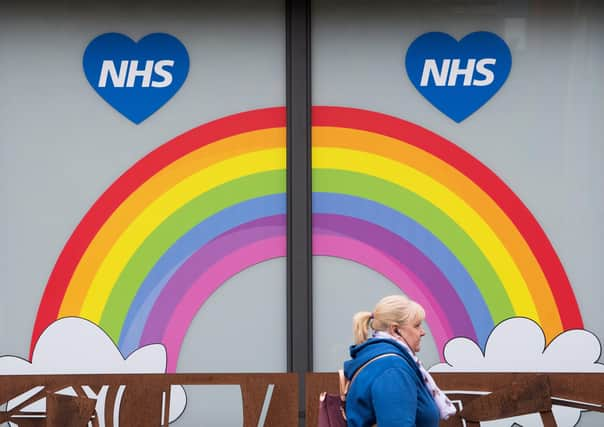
[338,353,403,399]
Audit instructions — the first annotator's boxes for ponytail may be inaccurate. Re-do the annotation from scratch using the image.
[352,311,373,344]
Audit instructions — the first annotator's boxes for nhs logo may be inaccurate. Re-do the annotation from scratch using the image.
[97,59,176,88]
[405,32,511,123]
[83,33,189,124]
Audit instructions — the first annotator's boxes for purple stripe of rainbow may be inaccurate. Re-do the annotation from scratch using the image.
[130,213,481,369]
[119,194,286,355]
[314,214,473,337]
[153,219,463,371]
[162,234,286,371]
[142,217,286,345]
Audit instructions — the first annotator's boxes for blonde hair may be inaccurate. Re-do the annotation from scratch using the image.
[352,295,425,345]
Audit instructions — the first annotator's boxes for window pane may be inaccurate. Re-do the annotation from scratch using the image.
[1,1,286,425]
[311,7,603,424]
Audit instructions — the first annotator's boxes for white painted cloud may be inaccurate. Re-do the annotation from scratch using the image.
[0,317,186,426]
[429,317,604,427]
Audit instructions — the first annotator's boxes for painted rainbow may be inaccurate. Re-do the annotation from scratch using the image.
[31,107,582,371]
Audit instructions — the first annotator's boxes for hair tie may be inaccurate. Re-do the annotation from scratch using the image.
[369,312,374,320]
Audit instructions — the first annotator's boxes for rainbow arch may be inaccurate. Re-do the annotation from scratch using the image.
[31,106,582,371]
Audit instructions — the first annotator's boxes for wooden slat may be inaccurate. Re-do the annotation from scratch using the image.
[461,374,552,421]
[240,378,270,427]
[431,372,604,407]
[118,384,165,427]
[305,372,339,427]
[6,419,46,427]
[263,377,299,426]
[46,392,96,427]
[541,409,558,427]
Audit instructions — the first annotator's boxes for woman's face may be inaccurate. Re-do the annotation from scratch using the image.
[397,318,426,353]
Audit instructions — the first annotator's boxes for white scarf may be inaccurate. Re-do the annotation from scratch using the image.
[373,331,456,420]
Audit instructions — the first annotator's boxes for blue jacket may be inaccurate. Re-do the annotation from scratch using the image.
[343,338,439,427]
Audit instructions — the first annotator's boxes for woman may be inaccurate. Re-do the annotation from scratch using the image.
[343,295,456,427]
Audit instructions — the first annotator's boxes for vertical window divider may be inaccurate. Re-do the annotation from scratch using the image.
[286,0,312,424]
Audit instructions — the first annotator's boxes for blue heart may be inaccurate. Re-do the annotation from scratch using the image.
[405,32,511,123]
[83,33,189,124]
